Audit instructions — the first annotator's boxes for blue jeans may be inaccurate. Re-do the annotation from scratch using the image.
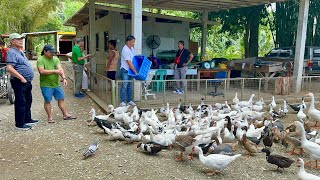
[120,68,133,103]
[10,78,33,127]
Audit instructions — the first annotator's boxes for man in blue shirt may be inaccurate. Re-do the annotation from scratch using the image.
[6,33,38,130]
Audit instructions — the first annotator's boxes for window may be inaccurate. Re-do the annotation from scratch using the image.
[104,31,109,51]
[96,33,99,51]
[314,48,320,57]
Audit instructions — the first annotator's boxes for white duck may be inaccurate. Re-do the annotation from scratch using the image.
[238,94,255,107]
[295,121,320,169]
[306,92,320,127]
[270,96,277,109]
[186,103,194,114]
[282,100,289,114]
[236,121,246,140]
[297,158,320,180]
[101,125,125,140]
[255,98,265,106]
[90,108,111,121]
[233,92,239,104]
[223,126,235,143]
[252,103,263,112]
[193,146,241,175]
[107,104,129,114]
[297,104,307,122]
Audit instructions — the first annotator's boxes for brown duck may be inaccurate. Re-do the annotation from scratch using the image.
[240,134,258,155]
[174,135,196,161]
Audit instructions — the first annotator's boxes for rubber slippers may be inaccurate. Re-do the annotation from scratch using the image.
[48,118,55,123]
[63,116,77,120]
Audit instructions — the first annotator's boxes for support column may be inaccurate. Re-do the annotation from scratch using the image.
[132,0,142,55]
[293,0,310,92]
[89,0,96,72]
[132,0,142,102]
[201,11,208,60]
[56,33,60,53]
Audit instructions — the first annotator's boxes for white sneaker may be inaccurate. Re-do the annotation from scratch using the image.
[178,90,184,95]
[128,101,136,106]
[87,89,91,92]
[173,89,180,93]
[120,102,126,107]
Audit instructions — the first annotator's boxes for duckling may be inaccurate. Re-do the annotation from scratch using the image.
[261,148,294,172]
[137,142,163,154]
[240,134,258,155]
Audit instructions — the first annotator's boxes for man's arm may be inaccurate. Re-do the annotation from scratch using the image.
[37,66,62,76]
[183,53,194,67]
[127,60,138,75]
[57,64,68,86]
[6,64,27,83]
[106,51,115,70]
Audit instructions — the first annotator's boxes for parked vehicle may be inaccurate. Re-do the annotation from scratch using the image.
[262,46,320,75]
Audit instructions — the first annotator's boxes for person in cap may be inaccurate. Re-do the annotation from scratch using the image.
[6,33,38,130]
[37,44,76,123]
[119,35,138,107]
[72,38,91,98]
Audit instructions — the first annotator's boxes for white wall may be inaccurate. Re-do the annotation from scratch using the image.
[76,11,190,74]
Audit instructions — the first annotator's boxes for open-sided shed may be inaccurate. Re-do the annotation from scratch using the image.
[66,0,310,93]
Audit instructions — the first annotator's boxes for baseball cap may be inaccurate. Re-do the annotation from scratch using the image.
[43,44,56,53]
[8,33,24,42]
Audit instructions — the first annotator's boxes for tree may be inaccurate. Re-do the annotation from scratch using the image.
[209,5,267,58]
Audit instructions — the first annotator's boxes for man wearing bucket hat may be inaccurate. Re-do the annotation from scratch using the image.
[37,44,76,123]
[6,33,38,130]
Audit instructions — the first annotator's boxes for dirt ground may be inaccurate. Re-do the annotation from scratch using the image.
[1,61,320,180]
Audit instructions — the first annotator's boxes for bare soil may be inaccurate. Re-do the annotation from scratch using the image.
[1,61,320,180]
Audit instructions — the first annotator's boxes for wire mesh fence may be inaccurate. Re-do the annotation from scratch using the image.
[82,66,320,109]
[88,71,113,105]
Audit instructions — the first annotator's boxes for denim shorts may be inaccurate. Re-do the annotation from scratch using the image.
[40,86,65,102]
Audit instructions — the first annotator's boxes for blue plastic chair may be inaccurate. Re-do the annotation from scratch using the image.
[152,70,167,92]
[209,71,227,97]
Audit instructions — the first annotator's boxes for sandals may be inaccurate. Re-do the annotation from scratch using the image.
[63,115,77,120]
[48,118,55,123]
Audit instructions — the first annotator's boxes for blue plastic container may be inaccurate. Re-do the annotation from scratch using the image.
[128,55,152,80]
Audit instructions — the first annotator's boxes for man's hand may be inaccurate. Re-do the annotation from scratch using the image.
[63,79,68,86]
[21,78,27,83]
[56,69,63,76]
[182,63,188,67]
[86,54,91,58]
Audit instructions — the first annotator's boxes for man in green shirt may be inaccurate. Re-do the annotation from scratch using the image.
[72,38,91,98]
[37,44,76,123]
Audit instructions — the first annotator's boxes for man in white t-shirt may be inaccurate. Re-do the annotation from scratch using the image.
[120,35,138,107]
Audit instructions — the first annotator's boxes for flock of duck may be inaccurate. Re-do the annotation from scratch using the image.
[86,92,320,179]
